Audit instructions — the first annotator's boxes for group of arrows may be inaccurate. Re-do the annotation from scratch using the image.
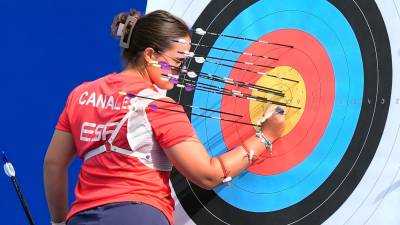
[128,27,299,127]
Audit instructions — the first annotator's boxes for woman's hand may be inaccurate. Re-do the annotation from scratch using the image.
[259,105,286,142]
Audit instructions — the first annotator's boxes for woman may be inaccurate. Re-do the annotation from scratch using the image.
[44,10,285,225]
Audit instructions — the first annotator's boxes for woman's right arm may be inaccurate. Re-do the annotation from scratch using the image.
[44,130,76,223]
[165,106,285,190]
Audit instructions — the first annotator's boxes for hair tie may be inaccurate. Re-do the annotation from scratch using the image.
[118,15,139,49]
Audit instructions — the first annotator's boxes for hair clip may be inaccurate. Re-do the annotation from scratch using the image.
[120,16,139,49]
[116,23,125,37]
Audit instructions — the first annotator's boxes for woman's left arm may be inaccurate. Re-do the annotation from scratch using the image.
[43,130,76,223]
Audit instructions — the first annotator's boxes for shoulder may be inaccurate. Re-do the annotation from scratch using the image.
[72,73,112,93]
[59,73,114,110]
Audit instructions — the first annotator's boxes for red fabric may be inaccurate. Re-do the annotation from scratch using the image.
[147,99,196,149]
[56,73,195,225]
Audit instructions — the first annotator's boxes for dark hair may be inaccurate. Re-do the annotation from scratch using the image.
[111,10,190,65]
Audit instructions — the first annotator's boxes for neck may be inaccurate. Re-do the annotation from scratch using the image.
[120,64,152,85]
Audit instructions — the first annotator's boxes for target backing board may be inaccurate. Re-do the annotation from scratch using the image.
[146,0,400,224]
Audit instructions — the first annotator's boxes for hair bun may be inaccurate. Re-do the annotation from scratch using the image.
[111,10,141,37]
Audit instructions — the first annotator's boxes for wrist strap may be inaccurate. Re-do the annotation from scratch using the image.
[255,129,273,154]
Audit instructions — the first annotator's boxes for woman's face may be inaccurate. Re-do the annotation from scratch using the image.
[148,35,191,90]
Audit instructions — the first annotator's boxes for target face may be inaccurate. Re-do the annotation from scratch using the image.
[166,0,392,224]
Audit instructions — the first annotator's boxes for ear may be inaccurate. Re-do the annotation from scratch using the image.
[143,47,158,64]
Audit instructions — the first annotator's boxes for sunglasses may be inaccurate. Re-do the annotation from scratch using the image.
[156,51,188,70]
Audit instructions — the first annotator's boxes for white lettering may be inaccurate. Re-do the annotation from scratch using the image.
[86,92,96,106]
[79,92,89,105]
[114,96,121,110]
[80,122,119,142]
[92,124,105,141]
[121,96,130,110]
[105,96,115,110]
[78,92,129,111]
[96,94,106,108]
[102,122,118,140]
[80,122,96,141]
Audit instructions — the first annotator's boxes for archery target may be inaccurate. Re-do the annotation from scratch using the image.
[146,0,399,224]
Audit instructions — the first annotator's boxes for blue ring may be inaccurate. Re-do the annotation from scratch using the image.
[191,0,363,212]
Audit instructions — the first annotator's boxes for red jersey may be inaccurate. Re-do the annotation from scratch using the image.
[56,73,195,225]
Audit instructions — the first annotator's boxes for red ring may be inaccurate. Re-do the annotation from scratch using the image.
[220,29,335,175]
